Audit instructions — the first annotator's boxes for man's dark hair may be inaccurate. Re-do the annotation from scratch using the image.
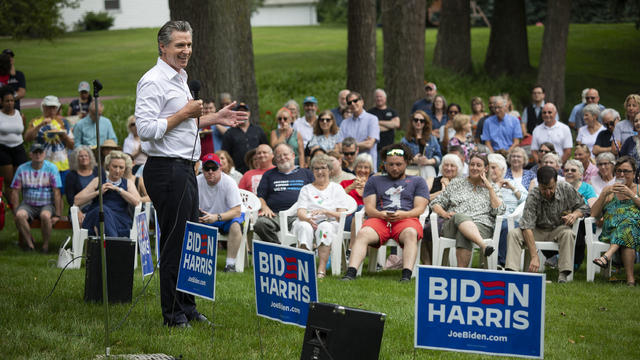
[380,143,412,162]
[537,166,557,186]
[532,85,545,93]
[342,137,357,148]
[448,145,465,155]
[0,86,14,100]
[0,54,10,75]
[347,91,361,101]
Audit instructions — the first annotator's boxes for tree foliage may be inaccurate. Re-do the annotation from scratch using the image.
[0,0,78,39]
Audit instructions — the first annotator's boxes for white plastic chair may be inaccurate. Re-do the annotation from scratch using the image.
[215,189,260,272]
[584,217,609,282]
[430,212,501,270]
[279,197,358,276]
[354,208,429,278]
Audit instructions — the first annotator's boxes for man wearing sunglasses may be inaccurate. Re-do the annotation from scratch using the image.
[197,153,244,273]
[337,91,380,170]
[568,88,605,130]
[592,108,621,156]
[342,143,428,282]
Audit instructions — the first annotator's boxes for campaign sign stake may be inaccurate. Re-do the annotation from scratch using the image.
[253,240,318,328]
[135,212,154,277]
[176,221,218,301]
[154,209,160,265]
[415,266,545,359]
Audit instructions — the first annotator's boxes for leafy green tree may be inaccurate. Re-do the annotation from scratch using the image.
[0,0,78,39]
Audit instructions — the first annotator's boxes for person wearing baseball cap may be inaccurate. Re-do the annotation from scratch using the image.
[24,95,74,183]
[293,96,319,147]
[0,49,26,111]
[197,153,245,272]
[67,81,93,118]
[10,141,63,252]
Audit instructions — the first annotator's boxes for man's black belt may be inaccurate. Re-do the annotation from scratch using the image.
[148,156,196,166]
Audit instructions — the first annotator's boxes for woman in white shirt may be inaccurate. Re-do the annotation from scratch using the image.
[0,87,27,194]
[576,103,605,154]
[293,154,350,278]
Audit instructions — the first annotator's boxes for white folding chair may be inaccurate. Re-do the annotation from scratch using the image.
[279,198,358,276]
[584,217,609,282]
[128,203,144,269]
[354,209,429,278]
[430,212,500,270]
[69,205,88,269]
[215,189,260,272]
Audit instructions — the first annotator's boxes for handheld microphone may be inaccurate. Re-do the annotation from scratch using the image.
[92,80,103,98]
[189,80,201,100]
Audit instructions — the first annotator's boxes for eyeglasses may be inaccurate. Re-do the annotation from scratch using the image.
[319,117,332,123]
[312,167,328,171]
[386,149,404,156]
[346,98,360,105]
[424,86,433,91]
[597,162,612,166]
[615,169,634,174]
[564,168,578,173]
[343,151,356,156]
[203,165,219,172]
[605,122,615,127]
[277,117,289,122]
[412,118,426,124]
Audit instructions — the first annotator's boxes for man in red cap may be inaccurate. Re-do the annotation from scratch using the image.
[197,153,244,272]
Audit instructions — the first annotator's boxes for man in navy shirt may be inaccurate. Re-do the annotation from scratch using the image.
[410,82,437,117]
[254,143,314,244]
[343,143,429,282]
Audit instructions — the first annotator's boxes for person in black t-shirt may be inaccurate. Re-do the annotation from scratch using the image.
[368,89,400,150]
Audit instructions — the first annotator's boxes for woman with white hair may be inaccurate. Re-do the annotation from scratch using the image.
[488,153,528,268]
[505,147,535,190]
[293,154,351,278]
[75,150,141,237]
[589,152,616,196]
[529,152,565,191]
[576,103,605,154]
[564,159,598,208]
[427,153,463,199]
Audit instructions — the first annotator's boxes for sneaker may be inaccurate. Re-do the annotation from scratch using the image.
[399,277,411,283]
[545,255,558,269]
[341,274,355,281]
[223,265,237,273]
[558,271,570,283]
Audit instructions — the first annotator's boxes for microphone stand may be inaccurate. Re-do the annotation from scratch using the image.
[93,79,110,357]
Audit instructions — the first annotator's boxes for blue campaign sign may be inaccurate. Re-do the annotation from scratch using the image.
[415,266,545,359]
[135,212,154,277]
[253,240,318,328]
[176,221,218,301]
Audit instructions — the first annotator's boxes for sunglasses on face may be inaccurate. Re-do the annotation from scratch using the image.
[412,118,426,124]
[539,149,550,154]
[343,151,356,156]
[277,117,289,122]
[319,117,332,123]
[129,123,136,127]
[347,98,360,105]
[565,168,578,173]
[203,165,219,172]
[448,111,459,115]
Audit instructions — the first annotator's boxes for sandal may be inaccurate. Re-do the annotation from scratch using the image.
[592,255,609,269]
[317,271,326,279]
[627,282,636,287]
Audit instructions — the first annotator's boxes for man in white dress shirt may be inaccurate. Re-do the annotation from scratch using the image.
[135,20,246,328]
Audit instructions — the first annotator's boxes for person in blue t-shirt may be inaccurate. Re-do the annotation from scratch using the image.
[342,143,429,282]
[254,143,314,244]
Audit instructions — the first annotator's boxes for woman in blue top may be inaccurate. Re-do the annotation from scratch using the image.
[64,146,98,223]
[402,110,442,179]
[75,150,141,237]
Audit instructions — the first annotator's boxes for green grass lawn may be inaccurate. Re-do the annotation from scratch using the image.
[2,23,640,359]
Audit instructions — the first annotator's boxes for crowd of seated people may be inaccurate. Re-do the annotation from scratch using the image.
[3,80,639,287]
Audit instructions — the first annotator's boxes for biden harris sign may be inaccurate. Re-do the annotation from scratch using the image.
[415,266,545,358]
[252,240,318,328]
[176,221,218,301]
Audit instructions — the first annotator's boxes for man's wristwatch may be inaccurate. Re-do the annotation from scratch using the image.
[217,214,222,222]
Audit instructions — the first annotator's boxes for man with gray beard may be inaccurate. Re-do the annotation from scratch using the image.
[253,144,314,244]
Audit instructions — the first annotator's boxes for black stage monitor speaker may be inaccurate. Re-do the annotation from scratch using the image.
[300,302,386,360]
[84,236,135,303]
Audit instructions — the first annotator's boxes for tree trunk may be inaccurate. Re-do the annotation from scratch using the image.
[347,0,377,108]
[536,0,572,114]
[169,0,260,125]
[382,0,426,129]
[484,0,531,76]
[433,0,471,74]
